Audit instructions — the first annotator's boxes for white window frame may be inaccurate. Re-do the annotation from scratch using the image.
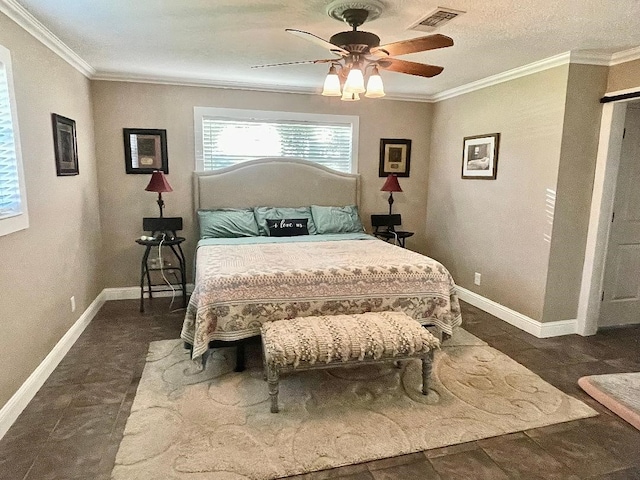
[0,45,28,237]
[194,107,359,173]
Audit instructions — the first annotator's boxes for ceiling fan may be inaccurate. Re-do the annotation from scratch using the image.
[254,1,454,100]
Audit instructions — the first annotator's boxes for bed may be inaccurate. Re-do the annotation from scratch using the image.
[181,158,462,364]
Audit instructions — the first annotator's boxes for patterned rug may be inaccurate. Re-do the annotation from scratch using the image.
[579,372,640,430]
[112,329,596,480]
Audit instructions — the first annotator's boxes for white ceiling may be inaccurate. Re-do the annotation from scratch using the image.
[10,0,640,99]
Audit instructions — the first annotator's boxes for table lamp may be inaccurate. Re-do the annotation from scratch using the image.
[381,174,402,216]
[145,170,173,217]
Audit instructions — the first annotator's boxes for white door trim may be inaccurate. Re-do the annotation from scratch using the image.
[577,98,637,335]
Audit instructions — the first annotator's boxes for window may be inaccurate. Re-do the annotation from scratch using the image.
[194,107,359,173]
[0,45,28,237]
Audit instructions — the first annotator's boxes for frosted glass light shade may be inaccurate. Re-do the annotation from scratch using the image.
[341,91,360,101]
[343,67,365,94]
[365,68,385,98]
[321,67,342,96]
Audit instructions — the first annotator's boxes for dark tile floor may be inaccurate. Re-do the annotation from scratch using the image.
[1,299,639,480]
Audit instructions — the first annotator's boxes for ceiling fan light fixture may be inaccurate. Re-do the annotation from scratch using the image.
[275,2,454,103]
[322,65,342,96]
[341,91,360,101]
[365,66,385,98]
[344,66,365,94]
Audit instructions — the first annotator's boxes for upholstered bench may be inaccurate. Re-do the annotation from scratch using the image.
[260,311,440,413]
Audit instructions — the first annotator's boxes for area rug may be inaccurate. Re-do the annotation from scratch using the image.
[112,329,596,480]
[579,372,640,430]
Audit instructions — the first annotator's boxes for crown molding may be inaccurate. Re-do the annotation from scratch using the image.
[569,51,612,66]
[91,70,434,102]
[384,93,432,103]
[429,49,625,102]
[0,0,95,77]
[92,71,317,95]
[610,45,640,66]
[431,52,571,102]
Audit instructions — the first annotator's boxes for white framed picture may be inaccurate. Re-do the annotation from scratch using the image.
[462,133,500,179]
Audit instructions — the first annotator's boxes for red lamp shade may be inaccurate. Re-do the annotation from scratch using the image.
[381,174,402,192]
[145,171,173,193]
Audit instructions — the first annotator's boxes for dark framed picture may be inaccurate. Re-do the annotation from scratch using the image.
[462,133,500,179]
[52,114,78,176]
[379,138,411,177]
[123,128,168,174]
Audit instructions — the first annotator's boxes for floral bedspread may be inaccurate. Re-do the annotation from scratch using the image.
[181,238,462,360]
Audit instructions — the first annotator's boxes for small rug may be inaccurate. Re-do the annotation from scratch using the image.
[112,329,596,480]
[579,372,640,430]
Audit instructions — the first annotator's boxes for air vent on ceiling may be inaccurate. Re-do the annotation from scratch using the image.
[409,7,465,32]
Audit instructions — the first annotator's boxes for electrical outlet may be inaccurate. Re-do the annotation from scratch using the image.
[70,296,76,312]
[474,273,481,286]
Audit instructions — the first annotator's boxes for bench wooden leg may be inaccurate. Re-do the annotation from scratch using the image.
[422,350,434,395]
[267,363,280,413]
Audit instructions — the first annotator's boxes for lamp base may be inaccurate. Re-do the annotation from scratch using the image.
[157,193,165,218]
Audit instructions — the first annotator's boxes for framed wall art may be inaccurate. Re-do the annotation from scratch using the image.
[462,133,500,179]
[124,128,168,174]
[52,114,79,176]
[379,138,411,177]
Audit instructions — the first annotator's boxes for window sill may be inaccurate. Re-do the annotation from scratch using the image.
[0,212,29,237]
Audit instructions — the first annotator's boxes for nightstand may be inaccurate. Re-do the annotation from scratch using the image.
[137,218,187,312]
[371,214,414,248]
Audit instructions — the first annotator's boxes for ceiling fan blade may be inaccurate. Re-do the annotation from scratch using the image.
[285,29,349,56]
[252,59,335,68]
[378,58,444,78]
[371,34,453,57]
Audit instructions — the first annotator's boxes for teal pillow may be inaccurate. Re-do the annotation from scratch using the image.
[254,206,317,235]
[198,209,260,238]
[311,205,364,234]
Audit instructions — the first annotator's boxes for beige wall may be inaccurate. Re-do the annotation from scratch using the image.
[542,64,609,322]
[607,58,640,93]
[91,81,433,287]
[426,66,570,321]
[0,14,102,408]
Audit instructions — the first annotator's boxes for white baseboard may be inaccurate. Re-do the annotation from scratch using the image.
[0,290,106,440]
[455,286,577,338]
[0,283,195,440]
[102,284,194,301]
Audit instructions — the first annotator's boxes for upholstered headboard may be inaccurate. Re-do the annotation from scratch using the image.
[193,158,361,210]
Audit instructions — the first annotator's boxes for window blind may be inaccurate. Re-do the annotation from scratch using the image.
[201,117,353,173]
[0,61,21,220]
